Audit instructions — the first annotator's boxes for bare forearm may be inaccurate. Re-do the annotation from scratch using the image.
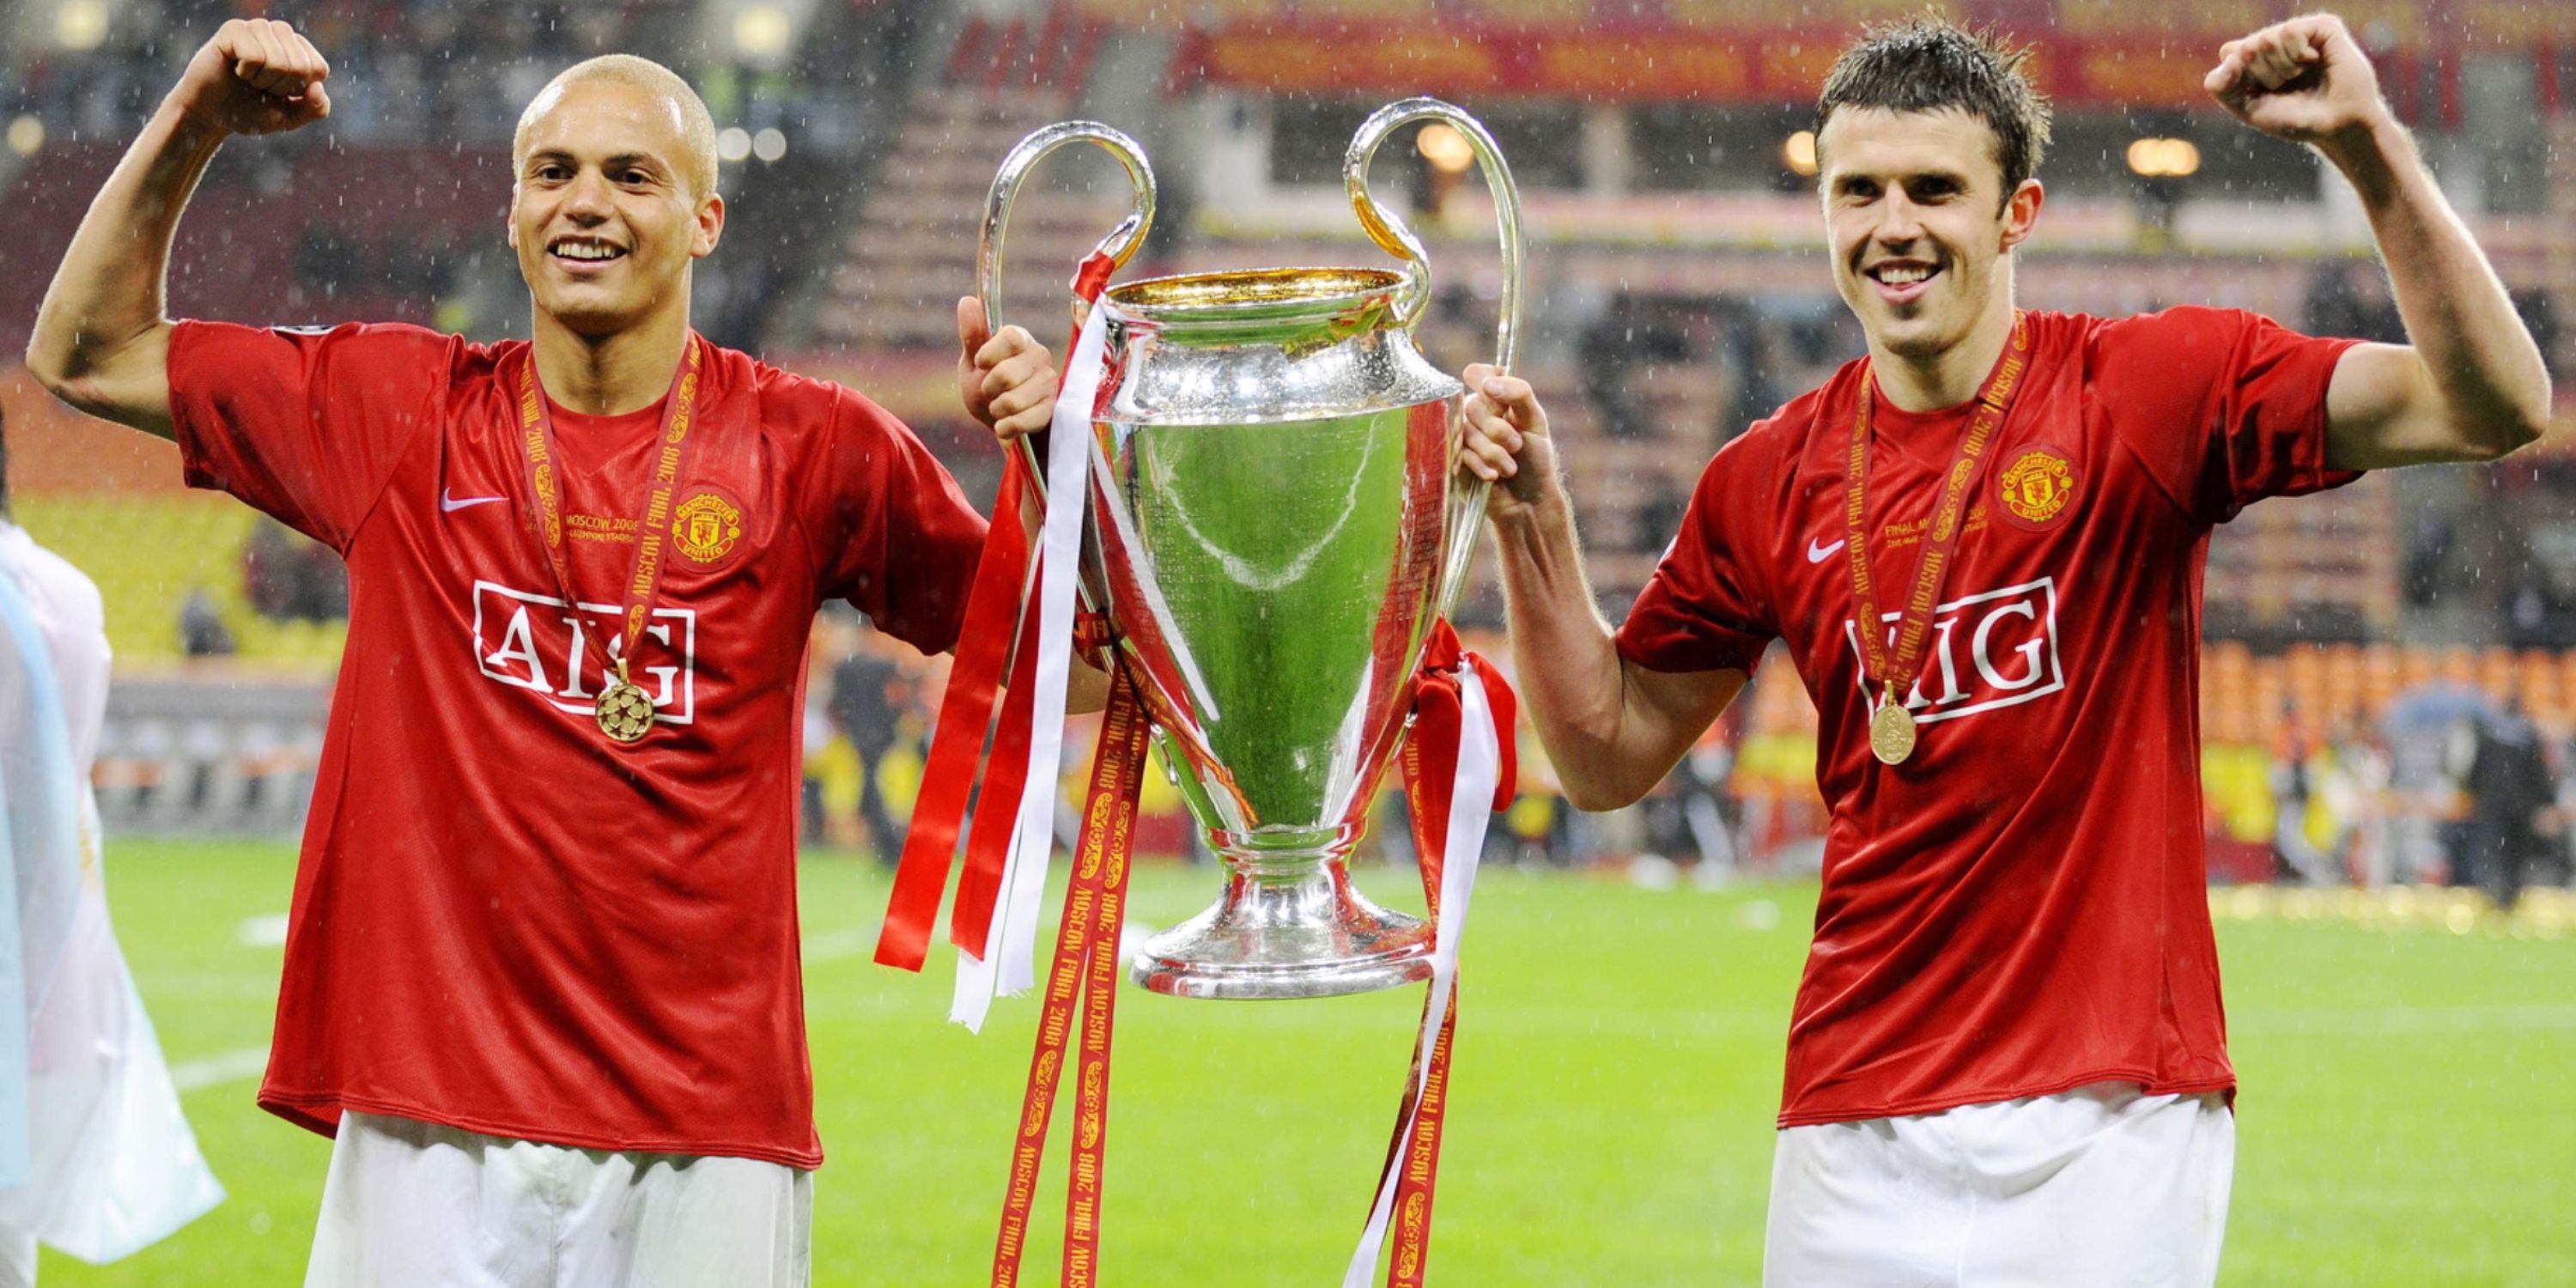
[2330,119,2552,451]
[1493,486,1635,809]
[26,104,223,432]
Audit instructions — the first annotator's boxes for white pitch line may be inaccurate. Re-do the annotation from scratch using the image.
[170,1046,270,1092]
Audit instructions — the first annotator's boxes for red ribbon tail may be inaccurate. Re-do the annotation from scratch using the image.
[877,458,1036,971]
[952,602,1044,957]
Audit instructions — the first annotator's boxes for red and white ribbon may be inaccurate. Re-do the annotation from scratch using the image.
[952,292,1116,1032]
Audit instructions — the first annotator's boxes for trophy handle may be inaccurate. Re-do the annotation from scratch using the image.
[1342,98,1526,619]
[978,122,1157,474]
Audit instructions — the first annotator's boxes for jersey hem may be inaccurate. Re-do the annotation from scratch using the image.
[1775,1067,2238,1129]
[258,1085,825,1170]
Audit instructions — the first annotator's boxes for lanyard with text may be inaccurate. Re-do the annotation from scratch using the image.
[512,335,706,744]
[1843,313,2029,766]
[991,659,1150,1288]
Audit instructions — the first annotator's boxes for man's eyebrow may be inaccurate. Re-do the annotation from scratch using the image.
[1832,167,1971,189]
[521,149,668,173]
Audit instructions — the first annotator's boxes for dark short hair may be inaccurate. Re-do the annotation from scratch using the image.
[1815,15,2054,199]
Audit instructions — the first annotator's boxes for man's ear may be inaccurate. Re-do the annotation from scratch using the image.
[692,193,726,259]
[506,185,520,251]
[2000,178,2044,252]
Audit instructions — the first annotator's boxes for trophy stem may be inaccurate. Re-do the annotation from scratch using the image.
[1130,833,1433,999]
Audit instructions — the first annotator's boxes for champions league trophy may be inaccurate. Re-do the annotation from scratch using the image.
[980,100,1523,999]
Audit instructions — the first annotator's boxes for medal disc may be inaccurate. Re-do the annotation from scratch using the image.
[596,679,657,744]
[1869,701,1917,766]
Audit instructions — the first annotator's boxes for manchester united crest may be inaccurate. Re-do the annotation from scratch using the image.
[671,489,744,565]
[1998,447,2077,530]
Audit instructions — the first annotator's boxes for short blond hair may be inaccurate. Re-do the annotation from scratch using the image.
[513,54,719,199]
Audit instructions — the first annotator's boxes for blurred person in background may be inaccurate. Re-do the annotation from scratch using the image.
[2459,696,2559,911]
[1456,14,2549,1285]
[21,18,1082,1286]
[824,618,904,866]
[0,412,223,1285]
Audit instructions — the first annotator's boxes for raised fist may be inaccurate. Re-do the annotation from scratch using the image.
[2205,15,2391,149]
[169,19,331,137]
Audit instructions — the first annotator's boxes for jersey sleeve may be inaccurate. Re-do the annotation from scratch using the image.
[2096,307,2363,526]
[167,320,455,551]
[1614,429,1780,676]
[803,388,988,655]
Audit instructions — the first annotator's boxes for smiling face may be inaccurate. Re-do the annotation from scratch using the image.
[1819,106,2041,372]
[507,78,722,338]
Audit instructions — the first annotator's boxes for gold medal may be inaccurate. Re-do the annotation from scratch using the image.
[513,340,705,749]
[595,665,657,744]
[1868,683,1917,766]
[1842,317,2030,775]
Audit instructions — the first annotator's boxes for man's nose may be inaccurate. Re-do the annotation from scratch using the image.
[562,169,614,220]
[1873,191,1925,246]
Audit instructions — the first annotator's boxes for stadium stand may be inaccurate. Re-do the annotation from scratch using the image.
[3,0,2573,875]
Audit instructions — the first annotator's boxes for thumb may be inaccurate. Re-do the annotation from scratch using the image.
[956,296,991,364]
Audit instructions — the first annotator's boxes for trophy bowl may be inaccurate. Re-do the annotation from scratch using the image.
[981,101,1522,999]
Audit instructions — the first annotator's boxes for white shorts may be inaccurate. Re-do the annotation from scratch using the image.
[1764,1081,2234,1288]
[304,1112,811,1288]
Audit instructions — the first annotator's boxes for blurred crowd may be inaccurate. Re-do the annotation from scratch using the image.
[799,615,2576,913]
[3,0,905,148]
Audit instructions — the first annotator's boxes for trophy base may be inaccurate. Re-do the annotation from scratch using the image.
[1131,859,1432,1000]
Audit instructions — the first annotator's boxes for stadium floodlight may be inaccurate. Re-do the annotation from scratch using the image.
[2127,137,2202,179]
[54,0,109,51]
[1783,129,1820,176]
[6,115,42,157]
[733,4,792,61]
[718,126,753,163]
[752,127,787,162]
[1417,122,1476,175]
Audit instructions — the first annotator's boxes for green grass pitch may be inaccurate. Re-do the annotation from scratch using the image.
[38,839,2576,1286]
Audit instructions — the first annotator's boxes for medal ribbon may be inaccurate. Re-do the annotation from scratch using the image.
[1346,620,1517,1287]
[1843,313,2032,720]
[877,252,1119,981]
[990,664,1150,1288]
[511,336,706,711]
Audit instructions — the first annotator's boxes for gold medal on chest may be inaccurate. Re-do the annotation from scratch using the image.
[1869,686,1917,766]
[595,667,657,744]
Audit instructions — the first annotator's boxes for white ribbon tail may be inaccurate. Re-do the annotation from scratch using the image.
[1344,664,1500,1286]
[951,301,1115,1033]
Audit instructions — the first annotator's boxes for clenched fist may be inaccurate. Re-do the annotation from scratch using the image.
[2205,15,2391,152]
[169,19,332,137]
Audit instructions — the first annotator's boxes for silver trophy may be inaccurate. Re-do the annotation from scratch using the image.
[980,100,1522,999]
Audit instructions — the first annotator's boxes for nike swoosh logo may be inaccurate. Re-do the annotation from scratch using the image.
[1807,538,1847,563]
[441,489,506,513]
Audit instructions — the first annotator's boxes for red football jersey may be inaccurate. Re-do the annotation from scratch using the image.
[1616,308,2360,1127]
[168,320,987,1166]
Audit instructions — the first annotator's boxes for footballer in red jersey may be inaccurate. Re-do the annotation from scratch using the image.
[1457,14,2550,1286]
[26,21,1081,1287]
